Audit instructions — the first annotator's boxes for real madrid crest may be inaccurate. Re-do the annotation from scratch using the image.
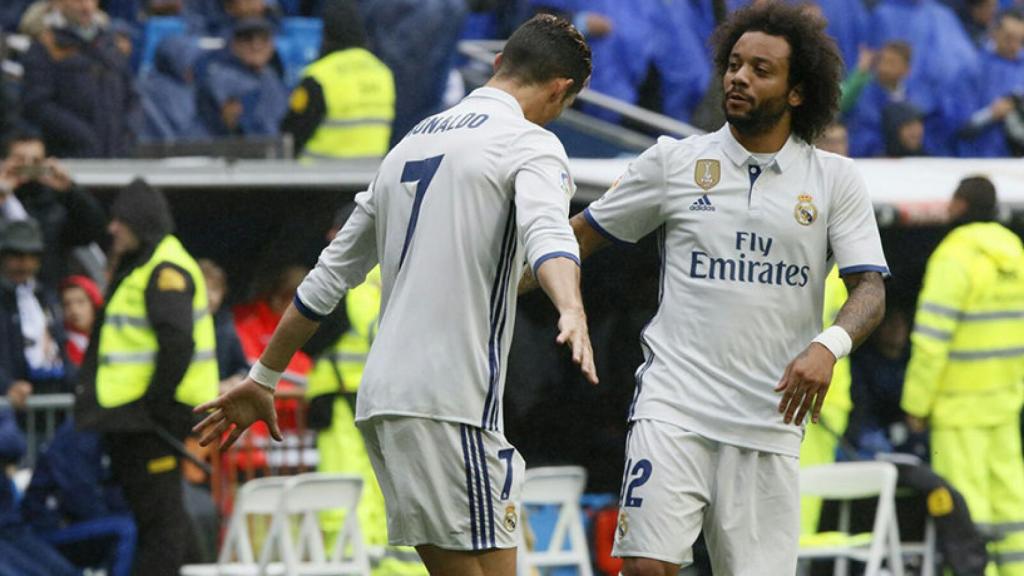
[617,511,629,540]
[504,505,518,532]
[694,159,720,191]
[794,194,818,226]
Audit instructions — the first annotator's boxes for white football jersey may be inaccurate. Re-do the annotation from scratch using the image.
[585,126,888,457]
[296,87,580,431]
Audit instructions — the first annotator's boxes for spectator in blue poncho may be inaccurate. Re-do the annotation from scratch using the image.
[807,0,871,73]
[577,0,708,125]
[841,41,921,156]
[196,17,289,136]
[882,100,928,156]
[870,0,980,155]
[956,10,1024,157]
[358,0,469,145]
[960,0,1000,47]
[140,35,208,142]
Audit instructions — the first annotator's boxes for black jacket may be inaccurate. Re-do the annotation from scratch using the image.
[15,182,106,288]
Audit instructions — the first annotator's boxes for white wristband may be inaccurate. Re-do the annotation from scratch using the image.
[248,359,282,391]
[812,325,853,360]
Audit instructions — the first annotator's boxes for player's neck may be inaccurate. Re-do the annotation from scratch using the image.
[729,119,792,154]
[485,78,549,124]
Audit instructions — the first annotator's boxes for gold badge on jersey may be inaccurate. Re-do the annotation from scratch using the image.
[504,505,518,532]
[694,159,720,191]
[617,511,629,540]
[794,194,818,226]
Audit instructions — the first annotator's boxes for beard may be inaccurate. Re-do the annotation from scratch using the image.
[723,92,790,137]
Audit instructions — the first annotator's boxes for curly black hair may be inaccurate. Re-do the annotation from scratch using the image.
[710,2,842,143]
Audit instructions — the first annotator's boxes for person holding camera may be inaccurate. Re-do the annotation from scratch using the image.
[0,129,107,289]
[956,10,1024,157]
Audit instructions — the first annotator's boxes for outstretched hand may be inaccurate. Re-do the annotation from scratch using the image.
[557,309,599,385]
[193,379,283,448]
[775,343,836,425]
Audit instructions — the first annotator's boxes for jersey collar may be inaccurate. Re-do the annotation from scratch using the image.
[465,87,525,118]
[718,124,804,173]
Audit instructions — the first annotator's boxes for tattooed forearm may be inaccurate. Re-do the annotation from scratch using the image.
[835,271,886,348]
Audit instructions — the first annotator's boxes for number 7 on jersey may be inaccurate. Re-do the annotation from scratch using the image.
[399,154,445,269]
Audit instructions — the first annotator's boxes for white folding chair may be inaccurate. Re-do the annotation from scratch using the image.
[798,461,905,576]
[901,515,936,576]
[180,476,288,576]
[265,472,370,576]
[517,466,593,576]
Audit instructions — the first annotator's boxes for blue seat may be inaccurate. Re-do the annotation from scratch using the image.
[139,17,188,75]
[276,17,323,87]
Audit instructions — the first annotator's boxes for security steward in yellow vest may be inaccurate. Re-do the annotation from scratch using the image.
[902,176,1024,576]
[75,179,217,576]
[280,0,395,160]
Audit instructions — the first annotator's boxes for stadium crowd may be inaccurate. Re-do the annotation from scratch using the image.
[0,0,1021,158]
[0,0,1022,575]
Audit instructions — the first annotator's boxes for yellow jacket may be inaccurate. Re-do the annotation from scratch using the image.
[902,222,1024,427]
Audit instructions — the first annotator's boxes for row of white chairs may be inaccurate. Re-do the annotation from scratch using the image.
[175,463,935,576]
[180,473,371,576]
[175,467,594,576]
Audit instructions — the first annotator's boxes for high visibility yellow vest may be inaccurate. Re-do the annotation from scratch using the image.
[96,235,218,408]
[300,48,395,160]
[307,266,381,398]
[903,222,1024,427]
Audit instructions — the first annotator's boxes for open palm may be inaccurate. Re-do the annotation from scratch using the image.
[193,379,283,448]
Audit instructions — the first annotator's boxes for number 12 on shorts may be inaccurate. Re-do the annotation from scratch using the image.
[399,155,444,269]
[621,458,652,508]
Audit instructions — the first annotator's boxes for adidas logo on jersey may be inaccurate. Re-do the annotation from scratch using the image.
[689,194,715,212]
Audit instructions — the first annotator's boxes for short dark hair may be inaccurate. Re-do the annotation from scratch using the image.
[953,175,998,223]
[711,1,842,143]
[2,126,44,157]
[495,14,591,98]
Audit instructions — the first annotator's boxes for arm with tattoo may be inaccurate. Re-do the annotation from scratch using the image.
[776,270,885,425]
[834,271,886,348]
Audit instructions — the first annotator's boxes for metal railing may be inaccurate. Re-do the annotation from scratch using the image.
[0,393,75,468]
[0,392,319,508]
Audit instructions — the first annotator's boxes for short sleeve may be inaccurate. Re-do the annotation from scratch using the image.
[827,161,889,277]
[512,130,580,273]
[583,139,667,244]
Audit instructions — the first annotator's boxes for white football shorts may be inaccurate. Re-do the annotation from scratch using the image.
[612,418,800,575]
[357,415,526,551]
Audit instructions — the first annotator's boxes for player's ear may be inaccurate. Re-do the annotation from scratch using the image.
[493,52,504,75]
[551,77,574,103]
[788,83,804,108]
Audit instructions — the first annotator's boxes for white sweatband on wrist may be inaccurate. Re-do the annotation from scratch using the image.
[812,325,853,360]
[248,360,282,391]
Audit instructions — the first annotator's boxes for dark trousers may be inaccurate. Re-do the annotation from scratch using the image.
[108,431,189,576]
